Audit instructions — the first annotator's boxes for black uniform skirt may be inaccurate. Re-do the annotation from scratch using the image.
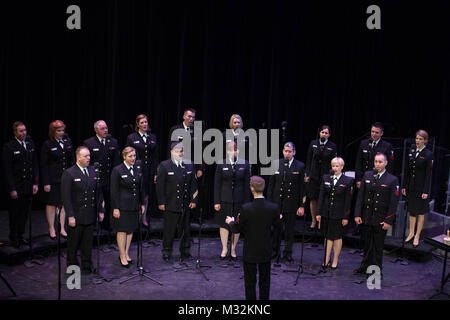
[306,178,321,200]
[215,202,242,229]
[112,210,139,233]
[319,217,344,240]
[41,183,62,206]
[407,191,429,216]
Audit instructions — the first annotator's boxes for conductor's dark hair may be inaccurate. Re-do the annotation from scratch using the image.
[371,122,384,131]
[250,176,265,193]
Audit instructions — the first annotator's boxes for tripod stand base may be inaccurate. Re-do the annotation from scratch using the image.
[120,267,163,286]
[0,273,17,297]
[428,290,450,300]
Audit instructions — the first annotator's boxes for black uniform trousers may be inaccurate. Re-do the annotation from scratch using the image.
[67,223,94,271]
[162,210,191,256]
[360,224,387,271]
[272,211,296,255]
[243,261,271,300]
[8,195,32,242]
[100,184,112,230]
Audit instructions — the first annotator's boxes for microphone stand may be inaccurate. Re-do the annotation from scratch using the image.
[56,205,62,300]
[0,272,16,297]
[120,162,162,286]
[174,163,211,280]
[318,174,334,274]
[24,198,44,268]
[92,165,112,284]
[228,160,239,268]
[274,160,288,268]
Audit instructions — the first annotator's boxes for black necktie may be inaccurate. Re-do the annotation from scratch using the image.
[59,140,64,149]
[102,139,105,146]
[21,141,26,150]
[333,177,338,186]
[375,174,380,181]
[142,134,147,143]
[415,149,420,158]
[83,168,89,177]
[129,166,134,176]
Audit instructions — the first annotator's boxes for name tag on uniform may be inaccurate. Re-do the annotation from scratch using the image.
[187,171,192,174]
[14,151,20,155]
[275,171,280,175]
[365,180,371,183]
[121,175,128,178]
[408,154,412,157]
[178,136,184,140]
[363,150,368,153]
[74,179,81,182]
[325,182,330,186]
[312,145,317,148]
[226,139,232,143]
[134,141,140,144]
[239,168,245,171]
[381,184,388,187]
[51,147,58,151]
[168,172,174,175]
[93,148,99,151]
[223,168,229,171]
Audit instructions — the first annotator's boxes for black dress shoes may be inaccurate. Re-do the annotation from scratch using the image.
[162,254,170,262]
[60,233,68,240]
[230,256,238,262]
[49,234,56,240]
[118,257,130,268]
[127,259,134,264]
[283,254,294,263]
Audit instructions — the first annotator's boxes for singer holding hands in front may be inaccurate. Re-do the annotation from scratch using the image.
[214,141,251,260]
[305,125,337,230]
[402,130,434,248]
[126,114,158,227]
[267,142,305,263]
[156,142,198,262]
[110,147,146,268]
[316,157,353,269]
[354,153,399,276]
[41,120,74,239]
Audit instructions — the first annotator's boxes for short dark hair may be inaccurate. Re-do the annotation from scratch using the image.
[170,141,183,151]
[75,146,90,157]
[371,122,384,131]
[250,176,265,193]
[375,152,387,162]
[283,142,296,151]
[319,125,330,134]
[184,108,196,115]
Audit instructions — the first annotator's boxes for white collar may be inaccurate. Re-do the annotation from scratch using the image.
[172,158,182,166]
[376,170,386,178]
[15,137,25,145]
[254,195,264,199]
[183,123,190,131]
[372,138,381,145]
[333,173,342,180]
[232,129,240,136]
[77,163,88,172]
[229,157,238,165]
[320,139,328,145]
[139,130,147,137]
[416,146,425,152]
[96,135,105,143]
[124,162,133,170]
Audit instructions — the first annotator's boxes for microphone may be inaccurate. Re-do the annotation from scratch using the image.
[320,137,326,144]
[94,162,101,173]
[281,121,287,130]
[330,169,335,176]
[410,143,416,152]
[135,160,142,171]
[372,168,379,176]
[179,159,185,168]
[283,158,290,166]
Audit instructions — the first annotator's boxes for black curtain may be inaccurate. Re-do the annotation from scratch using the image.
[1,0,449,213]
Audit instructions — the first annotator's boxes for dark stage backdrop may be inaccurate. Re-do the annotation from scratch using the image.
[1,1,449,215]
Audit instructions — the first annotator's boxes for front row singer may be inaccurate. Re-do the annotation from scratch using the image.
[226,176,281,300]
[156,142,198,262]
[110,146,146,268]
[316,157,353,270]
[61,146,104,275]
[354,153,399,278]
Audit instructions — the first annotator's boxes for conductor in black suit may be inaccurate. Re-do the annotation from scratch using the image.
[267,142,305,263]
[61,146,104,274]
[354,153,399,276]
[402,130,434,248]
[226,176,280,300]
[2,121,39,248]
[355,122,394,189]
[214,141,251,260]
[83,120,121,231]
[156,142,198,262]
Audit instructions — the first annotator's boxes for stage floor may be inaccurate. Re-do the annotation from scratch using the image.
[0,236,448,300]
